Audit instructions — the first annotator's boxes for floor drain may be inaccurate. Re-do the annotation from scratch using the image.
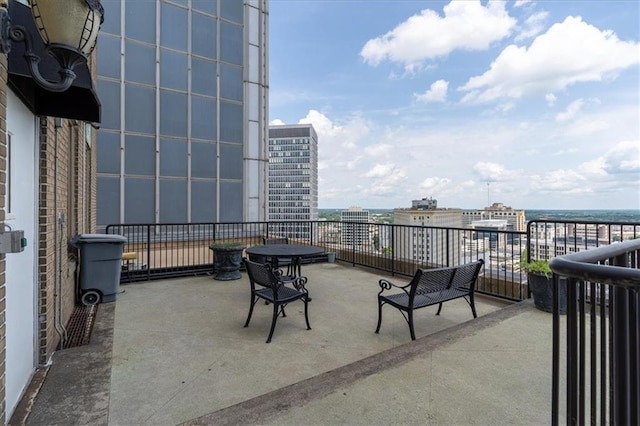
[62,305,98,349]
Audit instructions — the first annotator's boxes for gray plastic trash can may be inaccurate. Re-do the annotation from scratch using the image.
[70,234,127,305]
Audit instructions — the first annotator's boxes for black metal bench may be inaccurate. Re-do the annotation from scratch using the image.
[375,260,484,340]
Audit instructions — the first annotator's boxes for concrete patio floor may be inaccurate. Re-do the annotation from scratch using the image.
[20,262,557,425]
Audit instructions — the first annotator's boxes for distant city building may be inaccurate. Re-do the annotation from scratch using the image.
[463,203,526,232]
[394,198,463,267]
[340,207,370,246]
[267,124,318,239]
[470,219,509,250]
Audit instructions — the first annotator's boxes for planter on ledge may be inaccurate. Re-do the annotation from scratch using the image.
[209,243,246,281]
[527,272,567,314]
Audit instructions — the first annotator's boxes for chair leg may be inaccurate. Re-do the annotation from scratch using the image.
[436,302,443,316]
[375,299,383,334]
[266,303,280,343]
[304,297,311,330]
[408,309,416,341]
[244,295,256,327]
[469,293,477,318]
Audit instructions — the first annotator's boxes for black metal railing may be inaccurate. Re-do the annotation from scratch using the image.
[549,239,640,425]
[106,219,639,303]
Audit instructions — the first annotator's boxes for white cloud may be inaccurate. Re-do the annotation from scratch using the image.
[360,1,516,72]
[472,162,518,181]
[514,0,533,7]
[545,93,557,106]
[415,80,449,103]
[460,16,640,103]
[555,99,585,123]
[530,169,590,193]
[419,177,452,192]
[270,119,285,125]
[515,11,548,41]
[581,140,640,176]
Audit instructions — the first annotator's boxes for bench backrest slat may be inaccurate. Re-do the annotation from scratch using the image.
[409,260,484,304]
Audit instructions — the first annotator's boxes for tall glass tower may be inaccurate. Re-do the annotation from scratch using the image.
[95,0,268,230]
[267,124,318,240]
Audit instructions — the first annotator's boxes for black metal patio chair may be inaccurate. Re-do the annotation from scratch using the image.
[242,258,311,343]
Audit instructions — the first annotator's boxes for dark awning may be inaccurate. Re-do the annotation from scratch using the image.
[7,0,101,123]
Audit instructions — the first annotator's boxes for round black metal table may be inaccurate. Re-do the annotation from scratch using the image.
[245,244,325,277]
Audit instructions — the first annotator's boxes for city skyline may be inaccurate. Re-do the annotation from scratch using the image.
[269,0,640,210]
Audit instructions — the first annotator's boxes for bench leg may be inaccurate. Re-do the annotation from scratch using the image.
[408,309,416,341]
[470,293,477,318]
[375,299,383,334]
[436,302,444,316]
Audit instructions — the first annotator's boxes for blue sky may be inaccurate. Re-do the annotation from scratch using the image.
[268,0,640,210]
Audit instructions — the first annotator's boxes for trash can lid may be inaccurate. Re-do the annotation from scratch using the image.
[70,234,127,245]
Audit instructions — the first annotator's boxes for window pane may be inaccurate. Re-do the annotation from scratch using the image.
[125,1,155,43]
[160,180,187,222]
[191,142,216,178]
[160,137,187,176]
[125,135,156,176]
[191,180,216,222]
[124,178,155,223]
[97,34,120,79]
[220,101,242,143]
[101,0,121,35]
[160,2,188,51]
[192,12,216,58]
[220,63,242,101]
[97,176,120,225]
[160,49,188,91]
[220,21,242,65]
[220,0,243,24]
[192,58,216,96]
[97,131,120,174]
[220,142,243,180]
[193,0,217,15]
[160,90,187,137]
[219,181,242,222]
[125,83,155,134]
[125,41,155,85]
[97,79,120,130]
[191,96,216,140]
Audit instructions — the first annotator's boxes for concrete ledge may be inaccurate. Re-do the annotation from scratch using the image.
[23,303,115,426]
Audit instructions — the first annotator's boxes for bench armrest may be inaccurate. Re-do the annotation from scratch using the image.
[378,278,410,297]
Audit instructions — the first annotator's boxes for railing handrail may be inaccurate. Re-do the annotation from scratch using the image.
[549,239,640,288]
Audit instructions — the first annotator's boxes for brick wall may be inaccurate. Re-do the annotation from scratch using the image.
[37,118,95,362]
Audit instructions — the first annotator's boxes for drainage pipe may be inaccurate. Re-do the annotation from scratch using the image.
[52,117,67,347]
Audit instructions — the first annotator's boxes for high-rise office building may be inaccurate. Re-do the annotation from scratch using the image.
[95,0,269,229]
[463,202,526,232]
[394,198,463,267]
[267,124,318,239]
[340,207,370,246]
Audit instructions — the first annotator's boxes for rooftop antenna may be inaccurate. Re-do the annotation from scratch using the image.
[486,180,491,219]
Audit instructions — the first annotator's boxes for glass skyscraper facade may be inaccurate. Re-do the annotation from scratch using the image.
[267,124,318,240]
[96,0,268,230]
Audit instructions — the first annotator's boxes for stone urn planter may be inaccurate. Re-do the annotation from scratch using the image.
[527,272,567,314]
[209,242,246,281]
[521,252,567,314]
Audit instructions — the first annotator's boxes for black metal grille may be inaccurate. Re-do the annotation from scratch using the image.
[62,305,98,349]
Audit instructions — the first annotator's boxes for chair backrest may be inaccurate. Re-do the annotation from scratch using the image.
[243,258,280,291]
[263,237,289,245]
[410,260,484,301]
